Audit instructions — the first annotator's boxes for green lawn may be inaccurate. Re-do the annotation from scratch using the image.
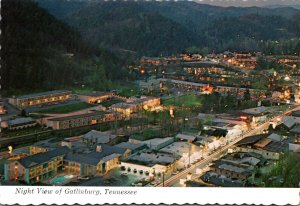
[38,102,95,114]
[72,87,94,95]
[163,94,202,107]
[101,99,124,107]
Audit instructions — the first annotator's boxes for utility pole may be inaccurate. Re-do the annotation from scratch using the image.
[188,144,191,167]
[162,172,165,187]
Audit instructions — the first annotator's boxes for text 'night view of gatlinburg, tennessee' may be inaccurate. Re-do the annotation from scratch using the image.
[1,0,300,188]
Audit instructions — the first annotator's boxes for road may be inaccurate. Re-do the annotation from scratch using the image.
[156,105,300,187]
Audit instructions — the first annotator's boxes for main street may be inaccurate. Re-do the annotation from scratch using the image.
[156,105,300,187]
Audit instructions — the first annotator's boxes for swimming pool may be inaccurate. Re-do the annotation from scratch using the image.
[50,175,74,185]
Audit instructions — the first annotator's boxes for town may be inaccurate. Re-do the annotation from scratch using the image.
[0,51,299,187]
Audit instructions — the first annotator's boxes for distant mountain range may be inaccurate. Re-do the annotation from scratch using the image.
[35,0,300,55]
[264,4,300,10]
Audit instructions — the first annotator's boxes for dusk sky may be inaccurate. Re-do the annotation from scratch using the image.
[193,0,300,7]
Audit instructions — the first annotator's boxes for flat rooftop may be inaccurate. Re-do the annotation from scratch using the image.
[125,150,175,166]
[160,142,200,157]
[80,91,113,97]
[8,117,35,125]
[242,106,269,116]
[48,111,106,121]
[13,90,71,100]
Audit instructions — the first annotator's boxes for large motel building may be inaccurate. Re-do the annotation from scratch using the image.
[46,111,121,130]
[110,96,161,116]
[4,147,69,184]
[4,141,131,184]
[8,90,72,109]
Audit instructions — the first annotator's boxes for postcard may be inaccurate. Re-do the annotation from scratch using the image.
[0,0,299,205]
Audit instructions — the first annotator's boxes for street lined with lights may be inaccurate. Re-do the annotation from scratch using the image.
[156,105,300,187]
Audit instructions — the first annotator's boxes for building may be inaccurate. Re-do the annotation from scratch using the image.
[63,144,129,176]
[46,111,118,130]
[4,147,69,184]
[289,137,300,152]
[140,56,181,67]
[5,117,37,130]
[235,134,282,159]
[142,137,174,150]
[175,133,197,142]
[159,142,202,168]
[159,78,264,96]
[0,98,6,114]
[138,96,161,109]
[8,90,72,109]
[29,139,60,155]
[82,130,117,144]
[241,106,269,123]
[110,96,160,115]
[228,53,257,70]
[120,150,177,176]
[115,142,147,154]
[110,103,138,116]
[267,133,283,142]
[232,147,280,160]
[78,92,114,104]
[210,160,252,181]
[201,172,245,187]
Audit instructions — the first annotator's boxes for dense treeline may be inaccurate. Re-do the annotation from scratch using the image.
[65,4,200,56]
[1,0,131,95]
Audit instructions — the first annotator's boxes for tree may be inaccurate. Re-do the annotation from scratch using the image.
[252,79,268,90]
[244,89,251,101]
[196,121,203,132]
[261,152,300,187]
[20,109,27,117]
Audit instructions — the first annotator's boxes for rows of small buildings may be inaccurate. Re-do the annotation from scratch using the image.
[159,78,266,97]
[140,52,258,70]
[225,53,257,70]
[193,110,300,187]
[2,123,228,185]
[2,90,161,131]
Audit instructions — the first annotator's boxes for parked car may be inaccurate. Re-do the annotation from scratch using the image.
[78,176,90,180]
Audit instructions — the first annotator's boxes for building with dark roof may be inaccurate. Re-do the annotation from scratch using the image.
[115,142,147,154]
[29,138,60,155]
[63,144,129,176]
[201,172,245,187]
[241,106,269,123]
[8,90,72,109]
[4,147,69,184]
[236,134,268,146]
[82,130,117,144]
[210,160,252,181]
[4,141,131,184]
[6,117,37,130]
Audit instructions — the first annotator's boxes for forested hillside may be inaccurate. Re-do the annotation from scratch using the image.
[66,5,201,55]
[1,0,130,95]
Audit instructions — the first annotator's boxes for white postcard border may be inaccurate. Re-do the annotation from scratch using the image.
[0,186,299,205]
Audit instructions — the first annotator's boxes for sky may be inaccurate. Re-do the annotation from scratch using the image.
[193,0,300,7]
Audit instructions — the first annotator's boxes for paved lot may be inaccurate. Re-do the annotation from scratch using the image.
[68,168,144,187]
